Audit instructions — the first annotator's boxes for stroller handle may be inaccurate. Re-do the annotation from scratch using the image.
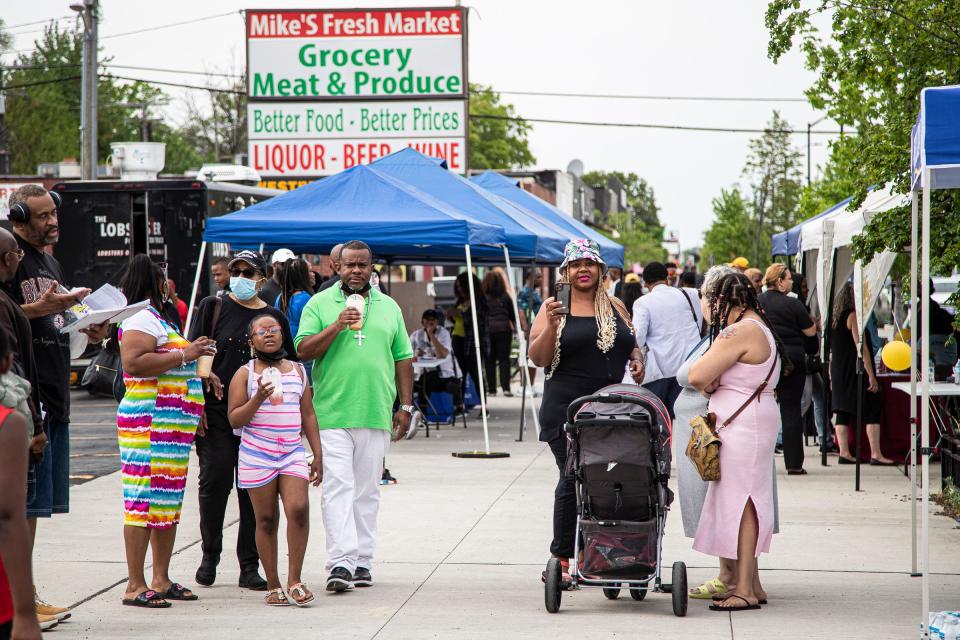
[564,392,628,425]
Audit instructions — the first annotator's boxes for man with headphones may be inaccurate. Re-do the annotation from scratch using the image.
[6,185,107,622]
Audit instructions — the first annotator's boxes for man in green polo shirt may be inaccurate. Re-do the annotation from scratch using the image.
[295,240,413,593]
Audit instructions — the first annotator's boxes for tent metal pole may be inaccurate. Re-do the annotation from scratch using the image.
[465,245,491,454]
[920,171,931,638]
[184,241,207,337]
[502,246,540,440]
[910,189,919,577]
[855,352,862,491]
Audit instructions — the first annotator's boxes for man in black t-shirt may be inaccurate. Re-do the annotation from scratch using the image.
[7,185,107,620]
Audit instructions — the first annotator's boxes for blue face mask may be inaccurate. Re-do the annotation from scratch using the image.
[230,276,259,301]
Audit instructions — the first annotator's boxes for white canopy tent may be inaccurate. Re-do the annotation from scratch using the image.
[910,83,960,639]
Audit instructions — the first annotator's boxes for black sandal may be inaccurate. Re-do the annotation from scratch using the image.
[709,594,762,611]
[122,590,172,608]
[712,593,767,604]
[162,583,198,601]
[787,468,808,475]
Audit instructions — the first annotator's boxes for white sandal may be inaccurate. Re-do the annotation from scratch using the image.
[287,582,315,607]
[264,588,290,606]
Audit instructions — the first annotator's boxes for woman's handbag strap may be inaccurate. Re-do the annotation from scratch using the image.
[720,352,778,429]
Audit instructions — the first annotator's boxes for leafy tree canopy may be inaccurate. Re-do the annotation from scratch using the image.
[766,0,960,274]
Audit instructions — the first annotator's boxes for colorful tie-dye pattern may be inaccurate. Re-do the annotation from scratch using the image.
[117,308,204,529]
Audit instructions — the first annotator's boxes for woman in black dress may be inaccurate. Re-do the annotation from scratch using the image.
[529,239,644,586]
[758,264,817,474]
[829,282,894,465]
[482,271,515,396]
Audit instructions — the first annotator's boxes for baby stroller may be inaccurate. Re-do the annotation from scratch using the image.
[544,384,687,617]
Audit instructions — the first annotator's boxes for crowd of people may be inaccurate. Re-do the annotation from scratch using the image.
[0,182,919,634]
[534,246,905,613]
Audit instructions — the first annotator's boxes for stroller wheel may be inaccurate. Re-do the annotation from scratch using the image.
[630,583,648,601]
[672,562,688,617]
[544,558,562,613]
[602,587,621,600]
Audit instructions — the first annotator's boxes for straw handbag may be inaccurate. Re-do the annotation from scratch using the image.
[685,353,778,482]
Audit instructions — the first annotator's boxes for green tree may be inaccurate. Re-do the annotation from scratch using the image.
[5,22,169,174]
[468,84,535,170]
[702,187,753,267]
[742,111,804,265]
[765,1,960,272]
[582,170,664,236]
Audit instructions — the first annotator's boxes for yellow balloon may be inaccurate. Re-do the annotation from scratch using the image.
[881,340,912,371]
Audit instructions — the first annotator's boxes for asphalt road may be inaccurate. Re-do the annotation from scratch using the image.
[66,390,120,485]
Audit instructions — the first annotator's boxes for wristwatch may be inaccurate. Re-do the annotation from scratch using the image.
[399,404,416,415]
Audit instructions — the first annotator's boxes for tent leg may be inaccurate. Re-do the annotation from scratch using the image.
[184,241,207,337]
[920,172,931,638]
[910,189,920,577]
[855,358,862,491]
[502,247,540,441]
[452,245,509,460]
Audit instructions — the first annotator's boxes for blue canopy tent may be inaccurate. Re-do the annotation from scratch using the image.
[771,196,852,257]
[471,171,625,268]
[195,163,508,454]
[910,84,960,638]
[203,163,504,260]
[373,148,569,265]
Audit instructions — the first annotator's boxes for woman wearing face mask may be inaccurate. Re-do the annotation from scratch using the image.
[188,250,297,591]
[228,315,322,607]
[528,239,644,588]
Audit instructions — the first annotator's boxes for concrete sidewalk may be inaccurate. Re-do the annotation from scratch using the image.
[33,396,958,639]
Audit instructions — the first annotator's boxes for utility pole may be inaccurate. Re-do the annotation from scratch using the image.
[0,67,10,175]
[72,0,99,180]
[807,115,826,186]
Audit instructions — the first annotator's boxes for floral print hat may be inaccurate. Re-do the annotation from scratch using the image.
[560,238,606,270]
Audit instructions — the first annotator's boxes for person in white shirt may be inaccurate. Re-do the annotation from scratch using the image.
[410,309,463,412]
[606,267,622,298]
[632,261,703,417]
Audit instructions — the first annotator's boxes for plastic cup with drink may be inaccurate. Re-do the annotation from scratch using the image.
[346,294,365,331]
[261,367,284,405]
[196,344,216,378]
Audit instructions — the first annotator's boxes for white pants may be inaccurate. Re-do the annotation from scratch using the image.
[319,428,390,573]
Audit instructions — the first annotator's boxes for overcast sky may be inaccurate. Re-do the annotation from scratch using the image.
[3,0,839,250]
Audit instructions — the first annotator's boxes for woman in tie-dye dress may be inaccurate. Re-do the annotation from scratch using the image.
[115,255,218,609]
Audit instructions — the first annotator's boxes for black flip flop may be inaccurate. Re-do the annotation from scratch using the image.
[712,593,768,604]
[709,594,761,612]
[870,459,896,466]
[162,583,198,601]
[122,590,172,609]
[787,468,808,475]
[838,456,857,465]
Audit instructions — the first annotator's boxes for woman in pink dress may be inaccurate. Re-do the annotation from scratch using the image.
[689,272,785,612]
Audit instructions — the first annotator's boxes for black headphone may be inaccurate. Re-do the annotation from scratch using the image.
[9,190,62,224]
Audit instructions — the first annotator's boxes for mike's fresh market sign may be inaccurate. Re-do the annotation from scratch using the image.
[246,8,465,99]
[247,100,466,175]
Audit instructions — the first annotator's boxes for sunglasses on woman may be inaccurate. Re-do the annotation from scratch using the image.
[230,268,258,278]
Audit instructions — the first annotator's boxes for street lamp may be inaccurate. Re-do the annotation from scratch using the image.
[807,115,827,186]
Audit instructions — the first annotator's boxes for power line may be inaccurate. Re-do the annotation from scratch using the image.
[100,73,242,94]
[0,75,81,91]
[470,113,851,135]
[495,89,809,103]
[2,16,73,30]
[102,63,242,79]
[100,11,240,40]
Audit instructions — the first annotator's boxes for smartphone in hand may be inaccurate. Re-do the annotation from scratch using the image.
[555,282,571,314]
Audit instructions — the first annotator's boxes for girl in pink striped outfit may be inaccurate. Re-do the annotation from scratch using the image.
[228,315,322,607]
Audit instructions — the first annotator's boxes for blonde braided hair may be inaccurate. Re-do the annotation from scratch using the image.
[546,266,632,379]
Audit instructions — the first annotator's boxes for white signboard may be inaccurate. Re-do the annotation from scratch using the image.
[246,8,465,99]
[0,183,40,221]
[248,100,464,139]
[249,137,466,176]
